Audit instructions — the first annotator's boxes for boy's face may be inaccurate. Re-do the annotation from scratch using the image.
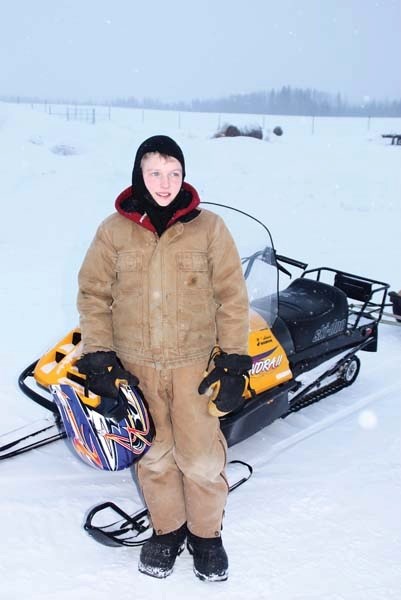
[141,153,183,206]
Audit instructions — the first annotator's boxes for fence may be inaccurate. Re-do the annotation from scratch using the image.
[25,101,401,137]
[31,102,111,124]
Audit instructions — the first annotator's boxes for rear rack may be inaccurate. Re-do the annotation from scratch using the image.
[301,267,389,329]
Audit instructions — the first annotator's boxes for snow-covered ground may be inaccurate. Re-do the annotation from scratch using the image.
[1,102,400,599]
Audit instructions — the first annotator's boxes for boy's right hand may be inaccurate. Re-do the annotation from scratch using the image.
[76,351,139,421]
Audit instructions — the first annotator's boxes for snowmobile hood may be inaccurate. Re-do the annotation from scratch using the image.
[115,182,201,233]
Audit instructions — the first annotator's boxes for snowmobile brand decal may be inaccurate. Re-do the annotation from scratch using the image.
[256,334,273,347]
[251,351,283,375]
[312,319,347,343]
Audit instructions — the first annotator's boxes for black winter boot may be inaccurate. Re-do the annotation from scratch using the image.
[138,523,187,578]
[187,530,229,582]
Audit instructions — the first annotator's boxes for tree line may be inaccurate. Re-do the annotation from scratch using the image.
[113,86,401,117]
[2,86,400,117]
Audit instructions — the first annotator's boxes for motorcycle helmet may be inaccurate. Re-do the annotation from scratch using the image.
[51,383,153,471]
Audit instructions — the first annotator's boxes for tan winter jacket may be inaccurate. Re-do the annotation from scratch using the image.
[77,191,249,369]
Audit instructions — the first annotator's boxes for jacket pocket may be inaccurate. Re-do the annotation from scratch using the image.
[176,251,211,292]
[115,252,143,293]
[176,252,216,354]
[112,252,144,350]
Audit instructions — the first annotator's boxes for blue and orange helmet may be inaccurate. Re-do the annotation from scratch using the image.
[52,383,153,471]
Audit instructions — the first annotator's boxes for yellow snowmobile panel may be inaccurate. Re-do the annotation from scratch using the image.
[33,329,101,409]
[247,309,292,396]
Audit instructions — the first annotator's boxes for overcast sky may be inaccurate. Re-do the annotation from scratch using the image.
[1,0,400,103]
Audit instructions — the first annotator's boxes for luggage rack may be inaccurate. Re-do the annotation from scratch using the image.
[301,267,389,330]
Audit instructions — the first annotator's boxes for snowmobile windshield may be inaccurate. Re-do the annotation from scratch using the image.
[201,203,279,327]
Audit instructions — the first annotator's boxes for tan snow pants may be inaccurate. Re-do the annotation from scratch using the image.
[123,359,229,538]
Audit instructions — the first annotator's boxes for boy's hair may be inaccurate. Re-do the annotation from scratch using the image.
[140,152,183,170]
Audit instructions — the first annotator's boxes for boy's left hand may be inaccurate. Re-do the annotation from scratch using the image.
[198,352,253,417]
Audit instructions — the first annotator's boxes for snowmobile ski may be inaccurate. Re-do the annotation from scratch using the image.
[0,416,65,461]
[379,308,401,327]
[83,460,253,547]
[380,317,401,328]
[348,301,400,327]
[18,360,60,414]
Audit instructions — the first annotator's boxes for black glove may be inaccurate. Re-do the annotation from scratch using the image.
[198,351,253,417]
[76,351,139,422]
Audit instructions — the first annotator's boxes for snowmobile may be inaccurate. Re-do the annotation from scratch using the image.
[386,290,401,325]
[3,202,390,462]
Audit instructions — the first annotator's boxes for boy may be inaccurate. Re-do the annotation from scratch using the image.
[76,135,251,581]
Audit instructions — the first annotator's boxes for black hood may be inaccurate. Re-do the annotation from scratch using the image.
[131,135,186,197]
[130,135,189,236]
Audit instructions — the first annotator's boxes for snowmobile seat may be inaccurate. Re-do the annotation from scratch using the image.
[278,278,349,352]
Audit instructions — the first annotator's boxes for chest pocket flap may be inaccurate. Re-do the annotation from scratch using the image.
[116,252,143,272]
[177,252,208,271]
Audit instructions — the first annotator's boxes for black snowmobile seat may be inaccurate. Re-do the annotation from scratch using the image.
[278,278,349,352]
